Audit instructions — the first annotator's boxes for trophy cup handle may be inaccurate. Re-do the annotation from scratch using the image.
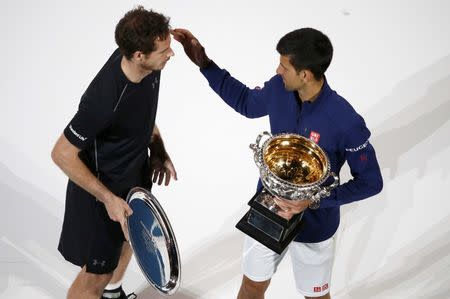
[250,131,272,169]
[320,172,339,196]
[325,172,340,192]
[309,172,340,209]
[249,131,272,152]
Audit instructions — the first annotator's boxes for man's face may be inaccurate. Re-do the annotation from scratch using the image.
[276,55,304,91]
[140,35,174,71]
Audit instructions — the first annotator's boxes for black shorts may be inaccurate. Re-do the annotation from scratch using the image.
[58,181,127,274]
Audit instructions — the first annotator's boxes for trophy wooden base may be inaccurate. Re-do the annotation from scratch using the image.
[236,189,304,254]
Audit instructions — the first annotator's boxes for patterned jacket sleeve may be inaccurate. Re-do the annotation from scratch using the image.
[200,62,269,118]
[319,118,383,208]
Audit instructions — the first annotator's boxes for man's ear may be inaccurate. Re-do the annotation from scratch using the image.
[132,51,144,61]
[303,69,315,82]
[296,69,308,81]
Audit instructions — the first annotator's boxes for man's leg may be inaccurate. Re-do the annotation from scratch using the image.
[67,266,113,299]
[237,275,270,299]
[109,242,133,284]
[102,242,133,298]
[290,237,335,299]
[237,236,286,299]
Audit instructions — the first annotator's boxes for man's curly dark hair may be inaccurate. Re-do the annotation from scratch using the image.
[115,6,170,59]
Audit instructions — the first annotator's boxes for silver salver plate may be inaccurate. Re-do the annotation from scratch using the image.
[126,187,181,295]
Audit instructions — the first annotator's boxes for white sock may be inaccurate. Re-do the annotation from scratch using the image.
[104,280,122,291]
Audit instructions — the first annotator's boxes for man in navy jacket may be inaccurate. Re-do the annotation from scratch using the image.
[173,27,382,299]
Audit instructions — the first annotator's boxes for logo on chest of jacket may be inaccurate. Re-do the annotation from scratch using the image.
[309,131,321,143]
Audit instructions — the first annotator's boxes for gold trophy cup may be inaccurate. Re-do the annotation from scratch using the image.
[236,131,339,254]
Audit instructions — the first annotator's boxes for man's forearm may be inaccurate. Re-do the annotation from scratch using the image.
[149,125,169,160]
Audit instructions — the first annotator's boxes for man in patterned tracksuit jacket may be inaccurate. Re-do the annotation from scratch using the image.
[173,27,383,299]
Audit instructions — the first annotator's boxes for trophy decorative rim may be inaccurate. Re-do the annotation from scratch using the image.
[126,187,181,295]
[258,132,331,190]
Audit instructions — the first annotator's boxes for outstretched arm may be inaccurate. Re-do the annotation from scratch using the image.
[171,28,212,68]
[172,28,269,119]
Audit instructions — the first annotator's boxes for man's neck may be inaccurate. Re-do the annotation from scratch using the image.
[121,56,152,83]
[297,77,324,102]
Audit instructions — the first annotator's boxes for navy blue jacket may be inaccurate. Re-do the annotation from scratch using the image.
[201,62,383,243]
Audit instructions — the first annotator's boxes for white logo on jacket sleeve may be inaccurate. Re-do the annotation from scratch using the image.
[69,125,87,141]
[345,140,369,152]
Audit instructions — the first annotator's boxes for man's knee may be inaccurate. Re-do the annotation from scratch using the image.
[239,275,270,298]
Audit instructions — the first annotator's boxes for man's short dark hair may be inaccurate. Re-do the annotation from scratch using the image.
[115,6,170,59]
[276,28,333,80]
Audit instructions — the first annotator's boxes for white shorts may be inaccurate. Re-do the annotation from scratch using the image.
[242,236,335,297]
